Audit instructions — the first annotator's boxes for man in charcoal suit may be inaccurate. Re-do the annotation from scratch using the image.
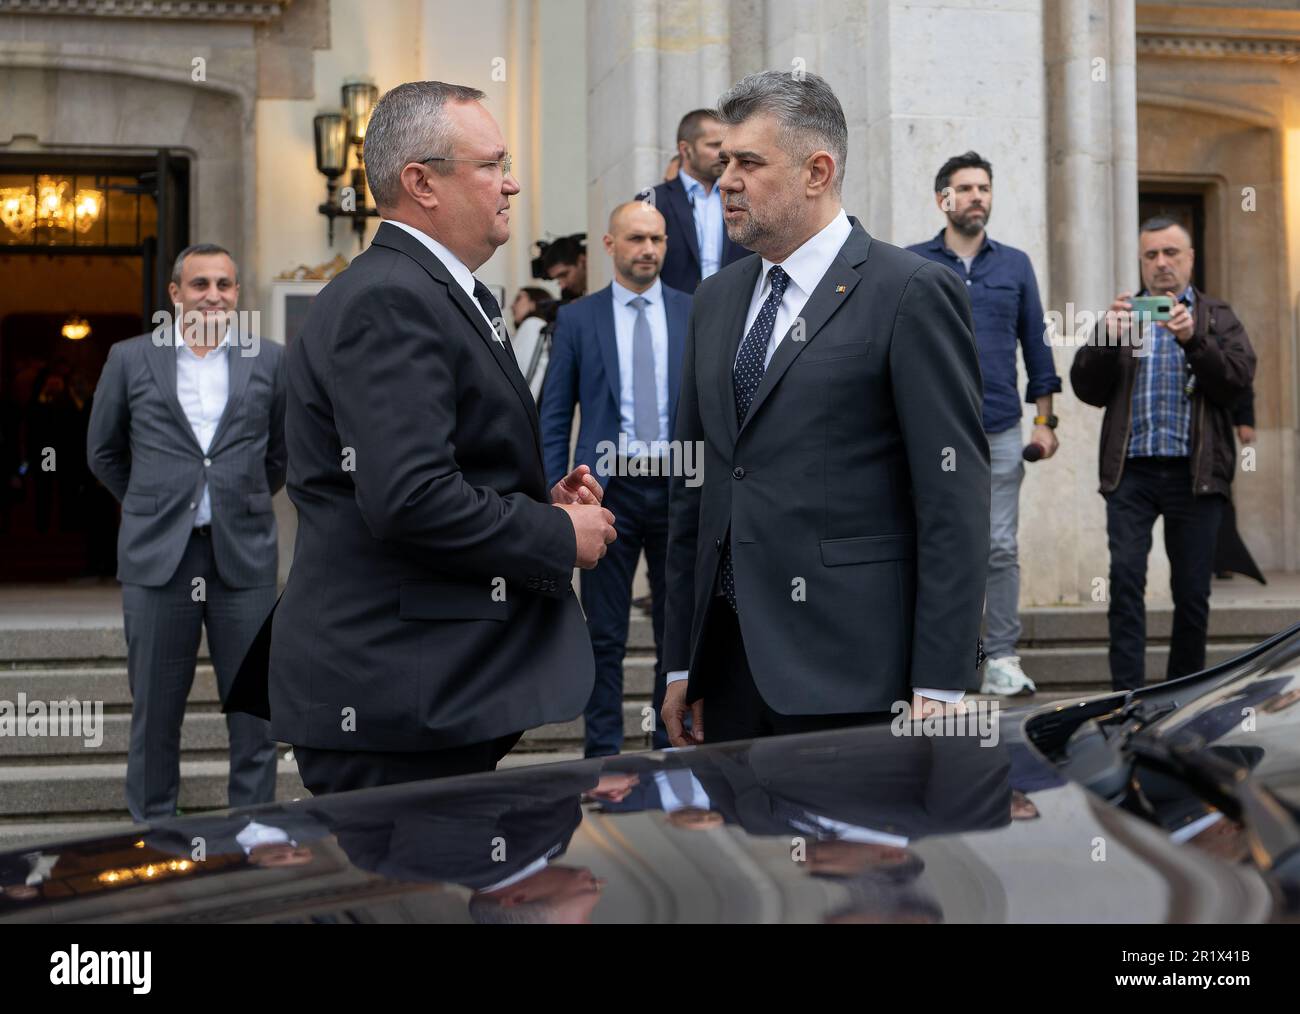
[662,71,989,745]
[263,81,616,795]
[641,109,750,294]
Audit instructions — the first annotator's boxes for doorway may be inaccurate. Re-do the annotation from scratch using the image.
[0,152,189,581]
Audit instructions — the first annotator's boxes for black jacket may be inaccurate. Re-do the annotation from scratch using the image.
[1070,288,1256,497]
[267,223,594,751]
[643,176,750,294]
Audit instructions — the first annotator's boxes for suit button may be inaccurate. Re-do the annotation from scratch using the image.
[203,457,211,467]
[189,502,196,510]
[733,466,745,479]
[715,538,721,550]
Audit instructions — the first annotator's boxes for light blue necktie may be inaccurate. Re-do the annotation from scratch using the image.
[630,296,658,444]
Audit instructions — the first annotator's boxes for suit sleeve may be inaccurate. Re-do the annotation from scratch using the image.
[265,343,288,495]
[331,283,576,595]
[86,340,131,503]
[538,304,580,490]
[663,302,703,675]
[1184,304,1255,409]
[889,261,990,690]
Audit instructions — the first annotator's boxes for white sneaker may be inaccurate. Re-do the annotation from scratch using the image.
[980,655,1037,696]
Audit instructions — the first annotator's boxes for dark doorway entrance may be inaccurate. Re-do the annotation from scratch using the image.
[0,152,190,581]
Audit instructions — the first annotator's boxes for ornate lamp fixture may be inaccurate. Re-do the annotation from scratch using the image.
[314,77,380,246]
[0,175,103,240]
[61,315,92,341]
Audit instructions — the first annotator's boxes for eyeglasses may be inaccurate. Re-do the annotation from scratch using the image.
[420,154,513,176]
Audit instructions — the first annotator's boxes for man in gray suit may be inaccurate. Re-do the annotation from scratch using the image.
[88,243,285,822]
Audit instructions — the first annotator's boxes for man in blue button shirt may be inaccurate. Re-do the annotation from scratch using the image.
[909,151,1062,697]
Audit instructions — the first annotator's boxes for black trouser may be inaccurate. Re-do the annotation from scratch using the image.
[293,732,522,797]
[702,604,891,743]
[579,474,670,757]
[1105,456,1225,692]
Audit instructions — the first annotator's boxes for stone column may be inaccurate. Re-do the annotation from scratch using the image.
[586,0,739,290]
[1044,0,1151,606]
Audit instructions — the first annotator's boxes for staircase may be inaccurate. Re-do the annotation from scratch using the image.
[0,596,661,849]
[1,580,1296,850]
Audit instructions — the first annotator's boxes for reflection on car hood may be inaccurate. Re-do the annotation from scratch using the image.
[0,708,1275,924]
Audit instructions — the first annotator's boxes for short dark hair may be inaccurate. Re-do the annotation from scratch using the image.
[1139,215,1192,245]
[540,234,585,271]
[171,243,237,285]
[934,151,993,194]
[676,109,720,146]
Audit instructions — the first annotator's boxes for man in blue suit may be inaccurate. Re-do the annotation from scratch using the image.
[541,201,693,756]
[640,109,750,294]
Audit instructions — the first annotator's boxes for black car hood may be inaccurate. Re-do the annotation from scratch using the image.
[0,705,1275,924]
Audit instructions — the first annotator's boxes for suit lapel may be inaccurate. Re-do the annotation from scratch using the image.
[667,290,685,434]
[715,257,763,448]
[596,287,622,413]
[667,177,701,269]
[208,325,254,454]
[373,224,542,449]
[738,221,872,435]
[721,230,741,266]
[144,336,203,453]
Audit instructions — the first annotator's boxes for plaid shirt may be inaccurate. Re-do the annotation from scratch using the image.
[1128,287,1194,458]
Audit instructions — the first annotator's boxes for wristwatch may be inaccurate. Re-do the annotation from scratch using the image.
[1034,414,1059,429]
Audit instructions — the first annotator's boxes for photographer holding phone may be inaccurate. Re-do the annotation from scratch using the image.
[1070,217,1256,692]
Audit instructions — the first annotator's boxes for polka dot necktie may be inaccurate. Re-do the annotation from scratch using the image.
[721,264,789,612]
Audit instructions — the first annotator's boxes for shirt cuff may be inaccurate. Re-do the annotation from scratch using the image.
[913,687,966,703]
[666,670,689,685]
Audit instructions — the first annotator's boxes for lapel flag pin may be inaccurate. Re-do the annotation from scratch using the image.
[835,285,846,293]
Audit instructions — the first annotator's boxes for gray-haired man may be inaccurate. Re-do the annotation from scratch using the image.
[661,71,989,745]
[88,244,284,821]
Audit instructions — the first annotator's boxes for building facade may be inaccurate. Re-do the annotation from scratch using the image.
[1,0,1295,602]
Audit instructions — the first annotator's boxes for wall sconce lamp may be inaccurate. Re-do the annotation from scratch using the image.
[314,77,381,247]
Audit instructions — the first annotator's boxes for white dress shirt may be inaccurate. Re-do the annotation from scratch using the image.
[235,820,294,855]
[735,209,852,370]
[611,277,671,448]
[670,208,963,705]
[385,219,498,333]
[652,768,712,813]
[680,169,724,280]
[174,324,231,528]
[480,843,563,893]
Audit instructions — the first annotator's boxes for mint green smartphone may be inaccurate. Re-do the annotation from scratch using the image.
[1130,295,1174,321]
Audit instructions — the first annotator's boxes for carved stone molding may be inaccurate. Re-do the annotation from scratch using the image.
[1137,32,1300,63]
[0,0,289,22]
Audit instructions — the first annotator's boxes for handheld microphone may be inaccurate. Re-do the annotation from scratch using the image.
[1022,444,1044,463]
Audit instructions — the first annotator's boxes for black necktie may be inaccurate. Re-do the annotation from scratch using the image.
[721,265,790,612]
[472,279,507,344]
